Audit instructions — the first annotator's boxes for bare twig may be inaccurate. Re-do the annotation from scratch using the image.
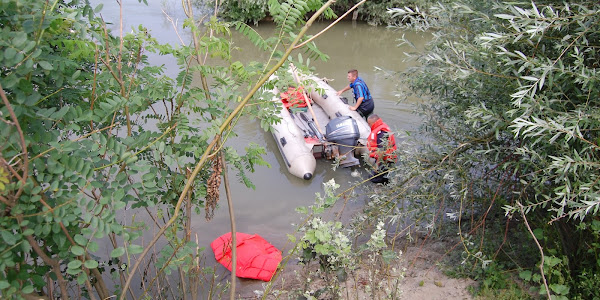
[518,202,551,300]
[161,8,185,45]
[222,152,237,299]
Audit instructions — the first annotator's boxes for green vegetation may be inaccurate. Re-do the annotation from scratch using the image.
[386,0,600,298]
[2,0,599,299]
[0,0,334,298]
[264,179,403,299]
[213,0,443,25]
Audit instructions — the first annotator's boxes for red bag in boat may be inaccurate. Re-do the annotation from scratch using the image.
[211,232,282,281]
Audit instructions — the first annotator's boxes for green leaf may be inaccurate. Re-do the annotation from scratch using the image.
[287,234,296,243]
[71,245,85,256]
[382,250,397,264]
[1,230,17,245]
[295,206,308,214]
[0,280,9,289]
[23,41,36,53]
[77,272,88,285]
[84,260,99,269]
[315,230,325,241]
[113,189,125,201]
[110,247,125,258]
[38,61,53,70]
[519,270,532,281]
[66,267,81,275]
[550,284,569,295]
[71,70,81,80]
[94,3,104,13]
[125,155,138,164]
[12,32,28,47]
[51,106,70,120]
[74,234,87,246]
[128,244,144,255]
[28,275,44,289]
[67,260,82,269]
[4,48,17,60]
[88,241,99,253]
[21,285,34,294]
[544,255,561,268]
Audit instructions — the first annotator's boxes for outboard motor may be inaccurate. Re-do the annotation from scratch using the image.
[325,116,360,167]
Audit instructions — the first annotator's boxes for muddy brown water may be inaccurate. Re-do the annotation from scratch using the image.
[93,0,430,296]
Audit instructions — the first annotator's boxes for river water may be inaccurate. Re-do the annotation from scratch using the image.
[94,0,429,296]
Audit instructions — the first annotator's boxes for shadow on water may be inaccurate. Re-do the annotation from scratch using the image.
[92,0,431,296]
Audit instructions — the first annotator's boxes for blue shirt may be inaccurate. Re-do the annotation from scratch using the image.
[349,77,372,102]
[349,76,373,113]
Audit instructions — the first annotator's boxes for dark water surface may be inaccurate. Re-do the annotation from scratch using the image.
[94,0,430,296]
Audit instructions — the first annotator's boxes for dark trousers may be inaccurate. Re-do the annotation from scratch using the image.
[357,99,374,119]
[370,162,390,184]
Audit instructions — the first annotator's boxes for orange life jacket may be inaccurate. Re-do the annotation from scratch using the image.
[367,119,397,162]
[280,87,310,109]
[211,232,282,282]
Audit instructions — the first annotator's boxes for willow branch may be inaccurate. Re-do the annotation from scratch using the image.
[119,1,337,298]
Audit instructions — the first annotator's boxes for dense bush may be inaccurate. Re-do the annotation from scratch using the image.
[0,0,333,298]
[217,0,269,25]
[213,0,442,25]
[387,0,600,298]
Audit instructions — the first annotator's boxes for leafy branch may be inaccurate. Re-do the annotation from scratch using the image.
[119,1,338,297]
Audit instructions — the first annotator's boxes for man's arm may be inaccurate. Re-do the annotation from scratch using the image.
[350,97,363,111]
[374,131,386,163]
[336,85,350,96]
[350,83,366,110]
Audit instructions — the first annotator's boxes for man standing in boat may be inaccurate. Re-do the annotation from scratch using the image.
[336,69,374,119]
[366,114,397,184]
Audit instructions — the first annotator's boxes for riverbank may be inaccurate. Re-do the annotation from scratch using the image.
[233,235,476,299]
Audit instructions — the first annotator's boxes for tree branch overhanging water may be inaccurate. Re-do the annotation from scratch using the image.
[119,1,338,297]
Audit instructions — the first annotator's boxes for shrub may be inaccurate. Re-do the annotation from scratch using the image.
[387,0,600,298]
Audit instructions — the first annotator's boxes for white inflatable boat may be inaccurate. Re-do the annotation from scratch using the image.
[265,67,371,180]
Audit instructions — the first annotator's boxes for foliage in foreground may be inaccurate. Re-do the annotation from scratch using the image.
[0,0,334,298]
[256,179,404,299]
[387,0,600,299]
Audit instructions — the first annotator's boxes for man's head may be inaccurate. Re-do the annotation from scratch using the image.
[367,114,380,127]
[347,69,358,83]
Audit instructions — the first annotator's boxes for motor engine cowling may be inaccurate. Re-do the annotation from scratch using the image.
[325,116,359,144]
[325,116,360,167]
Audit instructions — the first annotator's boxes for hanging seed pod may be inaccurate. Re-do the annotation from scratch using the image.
[205,154,223,220]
